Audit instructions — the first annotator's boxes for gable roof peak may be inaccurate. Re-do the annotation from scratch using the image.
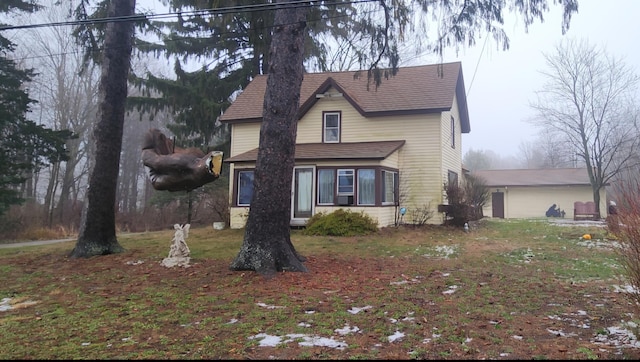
[220,62,470,133]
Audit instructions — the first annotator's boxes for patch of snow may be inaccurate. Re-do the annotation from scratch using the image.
[547,328,578,337]
[390,274,422,285]
[249,333,285,347]
[248,333,347,350]
[0,297,38,311]
[0,298,12,312]
[334,324,360,335]
[388,330,405,342]
[612,284,639,294]
[347,305,373,314]
[548,219,606,228]
[423,245,458,259]
[592,322,640,348]
[298,322,311,328]
[256,302,285,309]
[577,240,621,249]
[389,280,409,285]
[442,285,458,295]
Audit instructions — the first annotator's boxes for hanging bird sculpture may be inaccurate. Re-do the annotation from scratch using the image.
[141,128,223,192]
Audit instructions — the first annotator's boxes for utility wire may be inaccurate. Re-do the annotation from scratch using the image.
[5,0,382,65]
[0,0,376,31]
[466,32,490,97]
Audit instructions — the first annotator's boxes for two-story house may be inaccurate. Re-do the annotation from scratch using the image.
[219,61,470,229]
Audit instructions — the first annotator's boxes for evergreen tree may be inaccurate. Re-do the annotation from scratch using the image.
[0,0,73,217]
[129,0,361,149]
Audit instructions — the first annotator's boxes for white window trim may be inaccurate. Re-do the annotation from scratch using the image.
[324,112,341,143]
[237,170,254,206]
[382,170,397,205]
[337,169,354,195]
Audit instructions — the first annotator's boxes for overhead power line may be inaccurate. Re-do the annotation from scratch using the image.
[0,0,376,32]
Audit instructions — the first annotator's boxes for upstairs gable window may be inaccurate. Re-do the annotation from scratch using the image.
[323,112,341,143]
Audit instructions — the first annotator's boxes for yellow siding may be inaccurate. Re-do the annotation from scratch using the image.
[230,122,261,156]
[300,95,447,223]
[482,186,608,219]
[441,93,463,182]
[230,207,250,228]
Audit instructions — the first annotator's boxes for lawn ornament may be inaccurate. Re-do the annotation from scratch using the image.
[545,204,566,218]
[161,223,191,268]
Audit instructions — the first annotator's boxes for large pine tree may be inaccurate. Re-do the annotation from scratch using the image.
[129,0,361,148]
[0,0,72,217]
[71,0,136,258]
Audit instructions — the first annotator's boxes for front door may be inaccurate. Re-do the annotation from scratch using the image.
[292,167,314,222]
[492,192,504,218]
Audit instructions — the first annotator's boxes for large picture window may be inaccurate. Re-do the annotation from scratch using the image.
[323,112,341,143]
[317,169,335,204]
[357,169,375,205]
[382,170,398,204]
[237,170,254,206]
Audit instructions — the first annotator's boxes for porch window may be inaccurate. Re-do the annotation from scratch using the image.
[357,169,375,205]
[237,170,254,206]
[317,169,335,204]
[337,169,354,195]
[382,170,398,204]
[323,112,340,143]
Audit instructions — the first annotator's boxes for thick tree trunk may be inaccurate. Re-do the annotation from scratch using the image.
[230,3,308,275]
[71,0,136,258]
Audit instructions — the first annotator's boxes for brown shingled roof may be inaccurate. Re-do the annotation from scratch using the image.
[219,62,470,133]
[225,140,406,163]
[471,168,594,187]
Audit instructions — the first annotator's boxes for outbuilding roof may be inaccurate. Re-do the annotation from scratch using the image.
[471,168,595,187]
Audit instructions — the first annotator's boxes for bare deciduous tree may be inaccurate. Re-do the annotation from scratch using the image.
[518,129,577,169]
[21,0,100,228]
[531,38,640,215]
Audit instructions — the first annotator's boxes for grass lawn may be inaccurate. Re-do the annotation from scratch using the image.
[1,218,639,360]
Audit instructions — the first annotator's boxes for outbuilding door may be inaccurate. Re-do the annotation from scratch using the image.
[492,192,505,218]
